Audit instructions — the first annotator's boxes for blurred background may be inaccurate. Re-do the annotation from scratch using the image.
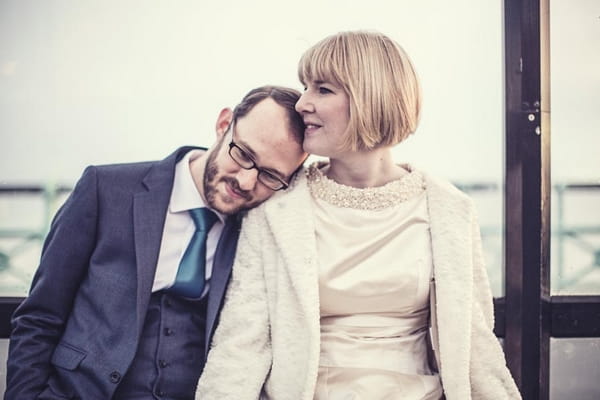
[0,0,598,397]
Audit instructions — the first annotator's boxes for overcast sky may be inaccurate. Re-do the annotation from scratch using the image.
[0,0,598,185]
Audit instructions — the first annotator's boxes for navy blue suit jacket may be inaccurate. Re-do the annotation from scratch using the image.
[5,147,241,399]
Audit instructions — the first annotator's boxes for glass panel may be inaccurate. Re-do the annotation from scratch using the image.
[0,188,69,296]
[550,0,600,294]
[550,338,600,399]
[0,1,504,297]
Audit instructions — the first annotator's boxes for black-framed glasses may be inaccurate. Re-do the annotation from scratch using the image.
[228,141,289,191]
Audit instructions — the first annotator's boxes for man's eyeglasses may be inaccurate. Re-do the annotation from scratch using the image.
[228,140,289,191]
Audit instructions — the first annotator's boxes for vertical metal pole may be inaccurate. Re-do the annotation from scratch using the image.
[504,0,551,398]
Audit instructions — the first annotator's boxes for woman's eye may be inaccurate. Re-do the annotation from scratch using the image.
[318,86,332,94]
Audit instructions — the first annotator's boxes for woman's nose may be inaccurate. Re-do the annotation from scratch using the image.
[295,92,314,113]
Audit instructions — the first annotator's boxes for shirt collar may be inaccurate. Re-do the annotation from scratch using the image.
[169,149,225,223]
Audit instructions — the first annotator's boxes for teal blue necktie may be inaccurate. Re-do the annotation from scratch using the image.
[167,207,218,298]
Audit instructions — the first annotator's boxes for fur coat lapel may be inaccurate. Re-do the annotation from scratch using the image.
[424,173,473,399]
[263,173,321,397]
[265,172,319,314]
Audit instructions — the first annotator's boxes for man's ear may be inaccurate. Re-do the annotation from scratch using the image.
[215,108,233,139]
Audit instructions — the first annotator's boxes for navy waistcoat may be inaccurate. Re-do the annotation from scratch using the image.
[112,291,208,400]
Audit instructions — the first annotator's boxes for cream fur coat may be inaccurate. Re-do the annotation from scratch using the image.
[196,169,521,400]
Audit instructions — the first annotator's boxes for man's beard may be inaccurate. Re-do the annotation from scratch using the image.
[203,140,260,215]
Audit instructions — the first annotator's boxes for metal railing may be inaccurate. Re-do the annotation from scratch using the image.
[1,182,599,294]
[553,183,600,290]
[0,185,71,293]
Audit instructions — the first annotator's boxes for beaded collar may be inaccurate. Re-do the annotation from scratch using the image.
[306,162,426,211]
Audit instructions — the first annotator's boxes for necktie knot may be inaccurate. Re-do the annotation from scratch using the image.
[189,207,218,232]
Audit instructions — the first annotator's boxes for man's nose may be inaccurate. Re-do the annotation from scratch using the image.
[236,167,259,191]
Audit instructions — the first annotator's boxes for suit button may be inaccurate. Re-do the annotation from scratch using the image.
[164,327,174,336]
[109,371,121,383]
[159,359,169,368]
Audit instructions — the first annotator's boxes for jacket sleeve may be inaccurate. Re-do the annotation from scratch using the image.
[4,166,99,400]
[468,206,522,400]
[196,209,272,400]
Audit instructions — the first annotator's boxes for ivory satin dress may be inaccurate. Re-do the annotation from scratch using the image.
[307,164,444,400]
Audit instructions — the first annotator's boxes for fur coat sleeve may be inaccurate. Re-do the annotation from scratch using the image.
[467,214,521,399]
[425,173,521,399]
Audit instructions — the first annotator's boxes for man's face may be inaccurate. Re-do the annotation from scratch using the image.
[202,98,306,215]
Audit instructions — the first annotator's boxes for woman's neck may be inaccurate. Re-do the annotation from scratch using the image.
[325,148,407,188]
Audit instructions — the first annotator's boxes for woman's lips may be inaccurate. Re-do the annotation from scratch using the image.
[305,124,321,135]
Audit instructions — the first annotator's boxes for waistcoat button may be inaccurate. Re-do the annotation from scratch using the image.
[109,371,121,383]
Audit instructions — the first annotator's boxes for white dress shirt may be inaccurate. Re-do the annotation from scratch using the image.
[151,149,225,294]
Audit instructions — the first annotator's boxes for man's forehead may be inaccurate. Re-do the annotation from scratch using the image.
[234,101,292,147]
[233,123,290,162]
[233,119,301,175]
[236,98,289,129]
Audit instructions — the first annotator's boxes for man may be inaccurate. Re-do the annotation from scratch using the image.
[5,86,308,399]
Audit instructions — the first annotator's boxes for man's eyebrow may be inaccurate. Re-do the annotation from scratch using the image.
[235,137,258,159]
[236,138,286,179]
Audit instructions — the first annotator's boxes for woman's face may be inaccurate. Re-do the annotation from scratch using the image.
[295,79,351,158]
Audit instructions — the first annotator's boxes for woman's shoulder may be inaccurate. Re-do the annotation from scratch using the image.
[415,168,470,199]
[410,167,476,216]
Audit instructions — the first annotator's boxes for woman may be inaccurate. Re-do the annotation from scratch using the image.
[196,31,521,400]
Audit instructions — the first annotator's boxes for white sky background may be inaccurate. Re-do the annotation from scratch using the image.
[0,0,598,185]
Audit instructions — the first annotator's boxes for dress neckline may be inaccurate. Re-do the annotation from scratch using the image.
[306,161,425,211]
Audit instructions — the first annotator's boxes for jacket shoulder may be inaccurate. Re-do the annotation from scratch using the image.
[82,146,197,191]
[90,159,157,179]
[421,170,474,207]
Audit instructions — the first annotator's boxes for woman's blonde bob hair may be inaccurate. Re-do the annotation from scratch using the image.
[298,31,421,151]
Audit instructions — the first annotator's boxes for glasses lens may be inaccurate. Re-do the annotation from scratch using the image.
[229,141,287,191]
[258,172,285,190]
[230,144,253,168]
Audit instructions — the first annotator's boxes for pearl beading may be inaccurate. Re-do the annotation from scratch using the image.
[306,162,426,211]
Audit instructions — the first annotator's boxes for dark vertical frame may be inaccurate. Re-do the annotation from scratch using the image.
[504,0,551,398]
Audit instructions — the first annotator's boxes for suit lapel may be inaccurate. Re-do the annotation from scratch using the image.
[133,148,192,335]
[205,215,241,351]
[424,173,473,398]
